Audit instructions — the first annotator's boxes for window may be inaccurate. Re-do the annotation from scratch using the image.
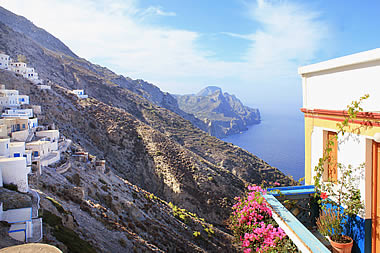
[22,124,25,129]
[14,153,20,158]
[323,131,338,182]
[34,151,39,157]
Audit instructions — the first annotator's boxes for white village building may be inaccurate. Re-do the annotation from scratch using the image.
[0,203,42,242]
[0,53,10,70]
[2,109,33,118]
[72,89,88,99]
[0,138,30,193]
[0,85,30,108]
[299,48,380,252]
[9,61,40,84]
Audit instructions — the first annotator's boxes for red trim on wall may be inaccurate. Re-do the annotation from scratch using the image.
[301,108,380,120]
[302,109,380,127]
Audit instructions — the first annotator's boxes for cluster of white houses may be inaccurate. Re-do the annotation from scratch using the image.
[0,51,90,99]
[0,84,62,242]
[0,85,61,192]
[0,52,41,84]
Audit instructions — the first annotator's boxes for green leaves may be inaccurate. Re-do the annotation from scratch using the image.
[314,95,369,238]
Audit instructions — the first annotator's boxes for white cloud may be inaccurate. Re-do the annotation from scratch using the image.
[0,0,230,85]
[220,0,329,106]
[0,0,329,107]
[141,6,176,17]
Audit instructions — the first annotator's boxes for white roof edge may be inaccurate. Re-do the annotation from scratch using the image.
[298,48,380,75]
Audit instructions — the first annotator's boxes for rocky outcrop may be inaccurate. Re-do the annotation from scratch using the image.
[175,86,261,138]
[0,188,32,209]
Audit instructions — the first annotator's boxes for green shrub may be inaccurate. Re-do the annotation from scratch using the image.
[53,226,96,253]
[42,209,96,253]
[42,210,62,227]
[4,183,18,191]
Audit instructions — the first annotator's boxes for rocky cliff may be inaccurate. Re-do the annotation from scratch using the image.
[175,86,261,138]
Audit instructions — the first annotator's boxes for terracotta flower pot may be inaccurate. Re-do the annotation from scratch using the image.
[329,235,353,253]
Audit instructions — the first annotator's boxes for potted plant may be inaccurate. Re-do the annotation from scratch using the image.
[314,95,368,252]
[315,163,363,252]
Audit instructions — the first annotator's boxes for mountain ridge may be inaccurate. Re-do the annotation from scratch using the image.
[175,86,261,138]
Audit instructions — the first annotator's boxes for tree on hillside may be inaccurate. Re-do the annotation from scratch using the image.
[17,54,27,63]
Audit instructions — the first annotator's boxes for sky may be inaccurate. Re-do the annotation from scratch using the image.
[1,0,380,113]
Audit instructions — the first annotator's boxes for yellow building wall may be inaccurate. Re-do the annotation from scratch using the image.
[304,114,380,185]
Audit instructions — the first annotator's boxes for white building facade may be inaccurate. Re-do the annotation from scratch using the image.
[0,53,10,70]
[299,48,380,252]
[72,90,88,99]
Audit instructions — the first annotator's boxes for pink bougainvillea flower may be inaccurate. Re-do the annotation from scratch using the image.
[243,248,252,253]
[242,239,250,247]
[274,182,280,186]
[231,185,289,251]
[320,192,328,200]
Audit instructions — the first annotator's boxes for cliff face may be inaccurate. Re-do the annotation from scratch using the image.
[175,86,261,138]
[0,8,294,252]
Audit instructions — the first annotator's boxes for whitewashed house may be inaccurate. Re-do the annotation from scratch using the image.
[72,90,88,99]
[298,48,380,252]
[0,53,10,70]
[2,109,33,118]
[26,138,60,167]
[17,95,29,105]
[9,61,27,73]
[28,117,38,129]
[0,203,42,242]
[0,118,29,134]
[36,130,59,151]
[0,85,30,108]
[0,92,19,108]
[0,138,30,192]
[9,61,41,84]
[0,157,29,193]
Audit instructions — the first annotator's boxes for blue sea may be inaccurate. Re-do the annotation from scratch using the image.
[223,109,305,181]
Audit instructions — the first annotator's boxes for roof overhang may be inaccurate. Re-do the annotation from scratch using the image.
[298,48,380,76]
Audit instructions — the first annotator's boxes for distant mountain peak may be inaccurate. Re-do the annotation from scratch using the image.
[196,86,222,96]
[175,87,261,138]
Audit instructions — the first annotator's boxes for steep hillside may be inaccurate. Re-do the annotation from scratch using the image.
[0,71,292,227]
[33,152,236,253]
[0,9,295,251]
[175,86,261,138]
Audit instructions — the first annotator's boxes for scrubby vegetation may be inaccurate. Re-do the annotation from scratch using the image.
[42,210,96,253]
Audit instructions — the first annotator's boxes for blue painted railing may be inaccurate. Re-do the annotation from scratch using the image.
[264,185,330,253]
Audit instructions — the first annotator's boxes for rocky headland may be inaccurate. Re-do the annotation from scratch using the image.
[175,86,260,138]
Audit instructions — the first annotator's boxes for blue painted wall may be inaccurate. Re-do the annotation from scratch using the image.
[323,203,367,252]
